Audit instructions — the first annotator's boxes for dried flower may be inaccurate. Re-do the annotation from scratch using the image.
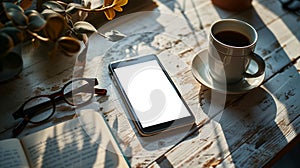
[0,0,128,57]
[103,0,128,20]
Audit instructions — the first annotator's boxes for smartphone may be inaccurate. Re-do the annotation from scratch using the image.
[108,54,195,136]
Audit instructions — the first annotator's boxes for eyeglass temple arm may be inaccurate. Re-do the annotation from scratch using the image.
[63,86,107,97]
[95,88,107,95]
[90,78,106,95]
[12,118,29,137]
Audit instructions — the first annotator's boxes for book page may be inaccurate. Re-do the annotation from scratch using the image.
[21,110,129,168]
[0,139,30,168]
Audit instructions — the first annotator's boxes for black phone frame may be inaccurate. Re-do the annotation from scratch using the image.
[108,54,195,136]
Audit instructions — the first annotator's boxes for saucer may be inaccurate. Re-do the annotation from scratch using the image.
[191,49,265,94]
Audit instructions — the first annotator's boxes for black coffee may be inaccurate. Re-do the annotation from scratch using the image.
[214,31,251,47]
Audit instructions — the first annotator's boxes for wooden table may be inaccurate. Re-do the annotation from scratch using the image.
[1,0,299,167]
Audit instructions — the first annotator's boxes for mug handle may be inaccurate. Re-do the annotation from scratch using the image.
[244,53,265,78]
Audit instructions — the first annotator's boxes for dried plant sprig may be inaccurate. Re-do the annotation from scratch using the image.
[0,0,128,58]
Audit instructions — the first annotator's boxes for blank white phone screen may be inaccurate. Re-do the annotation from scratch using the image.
[114,60,191,128]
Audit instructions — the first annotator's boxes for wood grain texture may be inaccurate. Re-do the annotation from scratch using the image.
[0,0,299,167]
[149,0,300,167]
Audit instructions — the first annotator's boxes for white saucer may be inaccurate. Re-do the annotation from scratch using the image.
[191,49,265,94]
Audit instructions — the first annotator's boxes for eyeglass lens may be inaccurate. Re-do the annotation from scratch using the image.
[24,96,54,123]
[23,79,94,123]
[63,79,94,106]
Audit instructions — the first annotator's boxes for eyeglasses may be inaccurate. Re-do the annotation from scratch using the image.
[12,78,107,137]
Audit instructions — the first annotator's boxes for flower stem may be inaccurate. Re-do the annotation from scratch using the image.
[27,30,49,42]
[74,4,116,12]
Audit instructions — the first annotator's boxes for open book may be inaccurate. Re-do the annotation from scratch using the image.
[0,110,129,168]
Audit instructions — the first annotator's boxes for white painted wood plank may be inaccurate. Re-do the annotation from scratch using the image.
[1,0,300,168]
[148,0,300,167]
[150,51,300,168]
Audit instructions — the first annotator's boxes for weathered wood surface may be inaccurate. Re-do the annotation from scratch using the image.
[0,0,299,167]
[148,0,300,167]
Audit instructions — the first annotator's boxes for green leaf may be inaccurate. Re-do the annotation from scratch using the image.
[0,27,24,45]
[0,33,14,58]
[3,2,24,13]
[6,9,28,29]
[57,36,81,56]
[73,21,97,34]
[27,12,46,32]
[43,14,65,41]
[42,1,65,13]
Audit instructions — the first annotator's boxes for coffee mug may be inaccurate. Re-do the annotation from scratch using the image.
[208,19,265,84]
[211,0,253,11]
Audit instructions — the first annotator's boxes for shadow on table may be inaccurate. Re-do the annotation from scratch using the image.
[157,0,207,43]
[257,1,300,167]
[272,134,300,168]
[28,114,122,167]
[200,86,282,167]
[90,10,203,166]
[200,1,300,167]
[257,0,300,42]
[100,32,200,164]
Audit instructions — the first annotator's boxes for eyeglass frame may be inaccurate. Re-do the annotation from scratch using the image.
[12,78,107,136]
